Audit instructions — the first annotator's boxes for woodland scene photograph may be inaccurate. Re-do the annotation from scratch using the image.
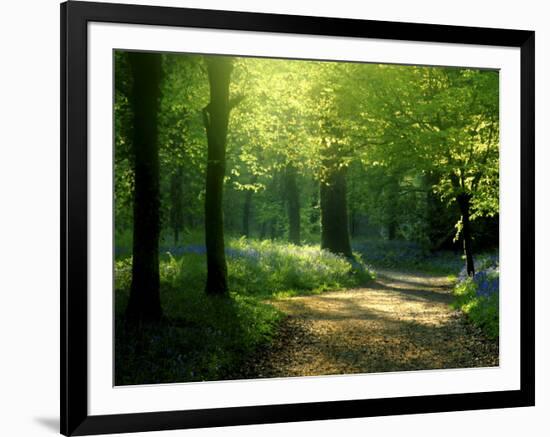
[114,50,500,386]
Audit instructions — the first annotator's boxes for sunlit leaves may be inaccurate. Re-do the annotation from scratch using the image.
[115,49,499,248]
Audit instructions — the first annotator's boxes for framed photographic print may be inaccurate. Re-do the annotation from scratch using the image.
[61,0,535,435]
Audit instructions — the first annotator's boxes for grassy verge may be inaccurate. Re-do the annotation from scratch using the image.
[452,257,499,339]
[115,238,374,385]
[115,287,282,385]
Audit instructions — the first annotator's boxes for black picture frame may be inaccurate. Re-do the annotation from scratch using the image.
[61,1,535,435]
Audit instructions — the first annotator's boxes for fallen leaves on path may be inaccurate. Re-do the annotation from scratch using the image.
[233,269,498,379]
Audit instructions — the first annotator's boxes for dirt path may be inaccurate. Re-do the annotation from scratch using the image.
[236,269,498,379]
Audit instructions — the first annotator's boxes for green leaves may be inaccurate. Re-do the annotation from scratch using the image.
[362,66,499,240]
[115,48,499,252]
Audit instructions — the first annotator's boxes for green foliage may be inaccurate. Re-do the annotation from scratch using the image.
[362,66,499,238]
[452,277,499,339]
[115,239,374,384]
[115,286,281,385]
[115,239,375,298]
[116,50,499,250]
[226,238,374,297]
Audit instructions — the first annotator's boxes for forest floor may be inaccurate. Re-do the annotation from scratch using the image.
[232,269,498,378]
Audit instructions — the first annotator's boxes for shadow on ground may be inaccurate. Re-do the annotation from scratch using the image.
[231,269,498,380]
[34,417,59,433]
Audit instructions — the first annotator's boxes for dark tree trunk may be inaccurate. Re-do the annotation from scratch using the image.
[126,52,163,323]
[285,165,301,245]
[388,221,397,240]
[242,190,253,238]
[242,175,257,238]
[170,167,184,245]
[320,167,353,258]
[203,57,233,295]
[309,184,320,234]
[349,208,356,238]
[457,193,475,276]
[385,176,399,240]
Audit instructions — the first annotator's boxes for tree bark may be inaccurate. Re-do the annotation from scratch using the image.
[285,165,301,245]
[349,208,356,238]
[259,221,267,239]
[385,176,399,240]
[203,57,233,295]
[388,221,397,240]
[270,220,277,240]
[242,190,253,238]
[170,167,184,245]
[320,166,353,258]
[242,175,257,238]
[457,193,475,276]
[126,52,163,323]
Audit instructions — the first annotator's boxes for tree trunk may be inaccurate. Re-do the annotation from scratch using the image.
[203,57,233,295]
[242,190,252,238]
[320,167,353,258]
[260,221,267,239]
[242,175,256,238]
[349,208,356,238]
[388,221,397,240]
[170,167,184,245]
[457,193,475,276]
[126,52,163,323]
[285,165,301,245]
[385,176,399,240]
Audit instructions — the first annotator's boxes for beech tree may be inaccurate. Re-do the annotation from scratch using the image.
[126,52,163,322]
[362,65,499,275]
[203,56,241,295]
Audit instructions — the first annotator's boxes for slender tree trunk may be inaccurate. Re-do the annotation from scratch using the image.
[386,176,399,240]
[203,57,233,295]
[349,208,356,238]
[285,165,301,245]
[242,175,257,238]
[309,184,320,233]
[126,52,162,323]
[320,166,353,258]
[260,221,267,239]
[242,190,253,238]
[388,221,397,240]
[170,167,183,245]
[457,193,475,276]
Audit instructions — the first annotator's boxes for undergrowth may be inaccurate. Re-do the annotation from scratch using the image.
[452,255,499,339]
[352,239,463,275]
[115,238,374,385]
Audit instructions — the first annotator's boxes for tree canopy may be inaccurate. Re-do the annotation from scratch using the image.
[115,51,499,318]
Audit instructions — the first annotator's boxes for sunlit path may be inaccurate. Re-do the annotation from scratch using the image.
[235,269,498,378]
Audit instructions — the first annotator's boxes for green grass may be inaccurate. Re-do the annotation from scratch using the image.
[452,278,499,340]
[115,287,282,385]
[115,238,374,385]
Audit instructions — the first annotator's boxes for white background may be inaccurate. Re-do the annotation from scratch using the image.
[0,0,547,436]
